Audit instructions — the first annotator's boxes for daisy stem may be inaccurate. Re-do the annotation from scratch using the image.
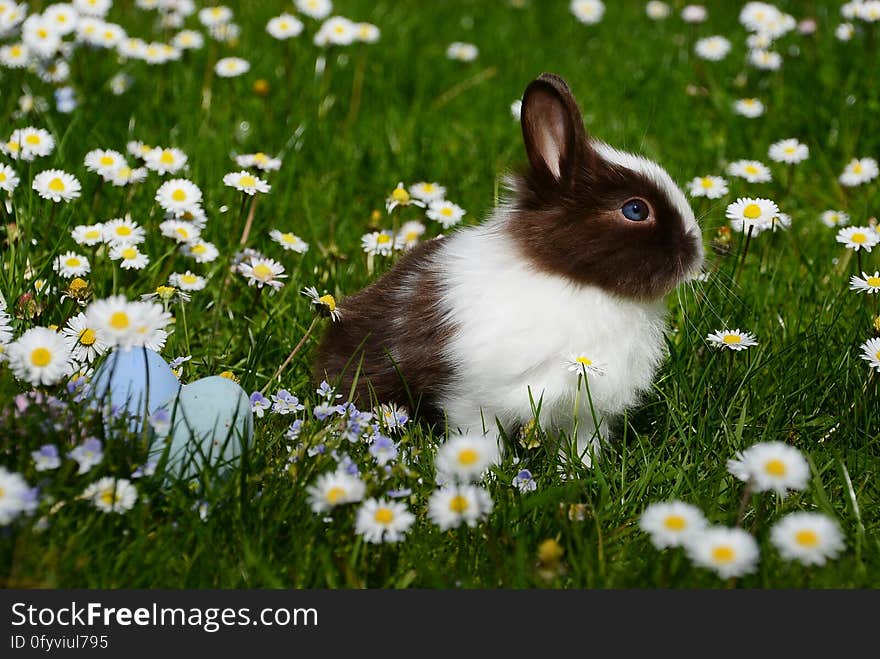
[345,48,367,128]
[734,225,754,285]
[239,194,258,246]
[736,481,753,526]
[91,178,103,214]
[260,315,320,394]
[857,249,863,277]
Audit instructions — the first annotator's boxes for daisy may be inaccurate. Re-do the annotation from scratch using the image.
[44,3,79,35]
[267,13,303,39]
[295,0,332,20]
[733,98,764,118]
[446,42,479,62]
[725,197,779,234]
[182,240,219,263]
[820,210,849,228]
[235,152,282,171]
[0,42,30,69]
[409,181,447,204]
[169,271,207,291]
[859,1,880,21]
[564,352,607,376]
[19,127,56,159]
[302,286,341,321]
[6,326,72,386]
[427,200,466,229]
[0,467,34,525]
[839,157,879,186]
[385,182,425,213]
[836,226,879,252]
[127,140,153,160]
[355,498,416,544]
[85,295,140,349]
[746,32,773,50]
[159,219,201,244]
[198,5,232,27]
[32,445,61,472]
[141,285,190,306]
[836,22,855,40]
[316,16,357,46]
[129,301,171,351]
[53,251,91,278]
[727,441,809,495]
[767,212,791,233]
[82,477,138,513]
[355,22,380,43]
[269,230,309,253]
[681,5,708,22]
[850,272,880,294]
[770,512,845,566]
[215,56,250,77]
[435,434,499,483]
[570,0,605,24]
[768,138,809,164]
[727,159,772,183]
[172,29,205,50]
[749,49,782,70]
[427,484,494,530]
[110,244,149,270]
[361,230,396,256]
[639,501,708,549]
[856,333,880,372]
[694,36,731,61]
[155,178,203,215]
[33,169,81,202]
[512,469,537,493]
[102,217,145,246]
[223,170,270,195]
[84,148,125,176]
[646,1,670,19]
[22,17,62,60]
[687,175,728,199]
[144,146,188,175]
[395,221,426,250]
[75,0,112,17]
[61,312,108,363]
[306,471,366,513]
[0,163,20,194]
[239,257,286,290]
[686,526,759,578]
[740,2,783,32]
[707,328,758,351]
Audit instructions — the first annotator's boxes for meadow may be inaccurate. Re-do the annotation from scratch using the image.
[0,0,878,588]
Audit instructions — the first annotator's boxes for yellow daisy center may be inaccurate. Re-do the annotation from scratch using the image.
[449,495,470,513]
[457,448,478,466]
[663,515,687,531]
[851,232,867,244]
[280,233,296,243]
[160,150,175,164]
[795,530,819,548]
[318,294,336,310]
[7,141,19,152]
[99,155,115,166]
[711,546,735,564]
[117,167,131,178]
[440,207,453,217]
[79,328,97,346]
[25,134,41,145]
[30,347,51,367]
[865,276,880,287]
[0,173,5,182]
[115,225,132,236]
[391,187,410,203]
[744,165,759,175]
[700,177,714,189]
[171,188,187,201]
[784,146,795,154]
[121,247,137,260]
[219,371,237,380]
[853,163,863,174]
[156,285,175,298]
[253,152,267,163]
[252,264,273,280]
[376,234,391,244]
[99,489,119,506]
[37,28,49,39]
[374,507,394,524]
[722,334,742,344]
[575,356,593,366]
[191,244,207,255]
[742,204,762,220]
[10,46,21,57]
[325,487,346,504]
[109,311,129,330]
[48,177,65,192]
[181,274,198,285]
[65,257,81,267]
[279,20,289,29]
[239,175,256,187]
[175,227,189,239]
[764,459,787,476]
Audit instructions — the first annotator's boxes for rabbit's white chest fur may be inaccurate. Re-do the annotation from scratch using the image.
[434,216,668,447]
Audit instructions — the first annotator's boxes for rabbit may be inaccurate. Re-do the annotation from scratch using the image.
[315,72,704,464]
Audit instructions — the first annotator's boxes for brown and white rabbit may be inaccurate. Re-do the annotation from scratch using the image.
[315,73,703,464]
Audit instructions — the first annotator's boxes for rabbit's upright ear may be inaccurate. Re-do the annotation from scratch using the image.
[521,73,589,189]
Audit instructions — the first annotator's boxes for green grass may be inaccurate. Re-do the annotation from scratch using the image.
[1,0,879,588]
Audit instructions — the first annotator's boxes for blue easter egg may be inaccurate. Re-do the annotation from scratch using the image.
[91,348,181,433]
[152,376,254,480]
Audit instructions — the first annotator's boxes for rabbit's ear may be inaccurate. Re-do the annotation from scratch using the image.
[521,73,589,188]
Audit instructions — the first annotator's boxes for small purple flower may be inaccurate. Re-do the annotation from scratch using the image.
[369,435,399,466]
[377,403,409,431]
[31,445,61,472]
[250,391,271,418]
[148,408,171,436]
[335,453,361,476]
[169,355,192,370]
[271,389,305,415]
[316,380,341,400]
[387,488,412,499]
[285,419,304,441]
[512,469,537,493]
[68,438,103,475]
[307,443,326,457]
[313,401,344,421]
[132,459,158,479]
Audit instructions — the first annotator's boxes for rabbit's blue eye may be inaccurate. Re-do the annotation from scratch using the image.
[621,199,650,222]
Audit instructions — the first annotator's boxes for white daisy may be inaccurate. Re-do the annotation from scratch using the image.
[686,526,759,579]
[53,251,91,278]
[75,0,112,18]
[32,169,81,202]
[681,5,708,23]
[706,328,758,352]
[446,42,478,61]
[108,165,148,187]
[159,219,201,244]
[395,220,426,250]
[155,178,203,216]
[726,441,810,495]
[82,477,138,513]
[770,512,845,566]
[570,0,605,24]
[0,163,20,194]
[749,49,782,70]
[354,498,415,544]
[6,326,72,386]
[306,471,366,513]
[646,1,670,19]
[172,29,205,50]
[316,16,356,46]
[44,3,79,35]
[727,159,772,183]
[182,240,219,263]
[18,127,56,158]
[0,43,30,69]
[725,197,779,234]
[84,148,125,175]
[301,286,341,321]
[820,210,849,228]
[427,484,494,530]
[640,501,708,549]
[733,98,765,118]
[127,140,154,160]
[267,13,303,39]
[427,200,466,229]
[860,337,880,372]
[239,257,286,290]
[215,56,250,77]
[409,181,447,204]
[129,301,171,351]
[22,17,62,60]
[110,244,149,270]
[435,434,500,483]
[295,0,332,20]
[564,353,607,376]
[61,312,109,363]
[849,271,880,294]
[235,152,282,171]
[0,467,34,525]
[687,175,728,199]
[102,216,145,246]
[695,35,731,61]
[836,226,879,252]
[839,157,879,186]
[355,22,380,43]
[269,230,309,253]
[222,170,270,195]
[768,138,809,164]
[144,146,188,175]
[169,271,207,291]
[836,22,855,40]
[361,230,396,256]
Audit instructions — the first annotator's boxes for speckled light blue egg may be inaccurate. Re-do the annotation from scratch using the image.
[152,376,253,480]
[91,348,181,433]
